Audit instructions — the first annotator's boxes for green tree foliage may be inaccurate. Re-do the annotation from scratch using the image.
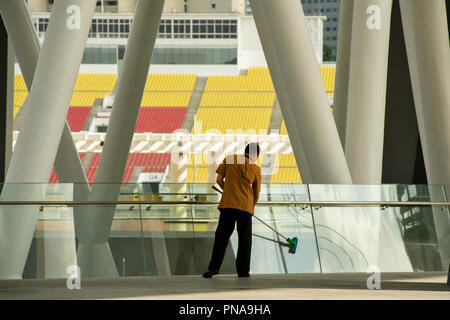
[323,44,334,62]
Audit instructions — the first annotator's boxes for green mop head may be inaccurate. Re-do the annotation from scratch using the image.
[287,237,298,254]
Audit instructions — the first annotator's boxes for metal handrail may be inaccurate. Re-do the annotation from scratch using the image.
[0,200,449,207]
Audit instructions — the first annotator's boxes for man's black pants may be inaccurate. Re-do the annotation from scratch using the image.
[208,208,252,275]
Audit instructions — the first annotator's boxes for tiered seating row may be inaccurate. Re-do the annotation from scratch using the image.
[271,167,302,184]
[320,65,336,97]
[187,167,208,183]
[14,77,28,119]
[200,92,275,107]
[70,92,112,107]
[74,74,117,91]
[205,67,274,92]
[196,67,276,136]
[135,107,187,133]
[67,107,91,132]
[194,108,272,134]
[126,153,171,173]
[144,74,196,92]
[49,153,171,184]
[270,154,302,184]
[141,92,191,107]
[86,153,102,183]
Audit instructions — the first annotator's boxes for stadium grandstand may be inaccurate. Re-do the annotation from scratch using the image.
[14,66,336,184]
[12,0,334,185]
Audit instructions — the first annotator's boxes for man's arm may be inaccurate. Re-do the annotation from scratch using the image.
[252,167,261,207]
[216,174,225,190]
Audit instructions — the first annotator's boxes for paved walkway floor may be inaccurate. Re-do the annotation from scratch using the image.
[0,272,448,300]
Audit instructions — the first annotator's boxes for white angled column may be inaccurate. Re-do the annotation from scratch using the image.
[345,0,393,184]
[250,0,313,183]
[0,0,96,279]
[76,0,165,277]
[27,0,47,12]
[249,0,352,184]
[400,0,450,271]
[118,0,137,13]
[0,0,89,188]
[169,151,188,231]
[333,0,354,149]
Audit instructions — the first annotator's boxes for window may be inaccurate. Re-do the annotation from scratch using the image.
[82,45,117,64]
[192,19,237,39]
[37,18,49,37]
[151,45,237,65]
[35,16,238,41]
[173,20,191,39]
[158,19,172,38]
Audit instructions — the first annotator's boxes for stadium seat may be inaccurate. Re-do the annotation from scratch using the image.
[135,107,187,133]
[67,107,91,132]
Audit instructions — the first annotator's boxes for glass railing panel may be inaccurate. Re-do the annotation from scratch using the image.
[138,183,211,276]
[19,202,76,279]
[190,204,237,275]
[249,204,320,274]
[1,183,447,280]
[108,202,148,277]
[137,183,217,202]
[308,184,384,273]
[0,183,76,279]
[259,184,310,202]
[308,184,449,273]
[139,203,197,276]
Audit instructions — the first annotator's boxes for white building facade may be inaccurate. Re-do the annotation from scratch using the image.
[19,12,325,76]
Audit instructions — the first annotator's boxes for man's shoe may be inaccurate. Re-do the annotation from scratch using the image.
[238,273,250,278]
[202,270,218,278]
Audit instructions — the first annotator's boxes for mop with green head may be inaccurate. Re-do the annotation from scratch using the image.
[212,186,299,254]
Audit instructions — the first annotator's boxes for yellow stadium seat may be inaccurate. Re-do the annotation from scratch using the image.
[280,121,288,135]
[194,108,271,134]
[271,167,302,184]
[14,76,27,91]
[74,74,117,92]
[14,91,28,107]
[200,92,275,107]
[187,166,209,183]
[141,92,191,107]
[320,66,336,97]
[70,91,110,107]
[144,74,197,92]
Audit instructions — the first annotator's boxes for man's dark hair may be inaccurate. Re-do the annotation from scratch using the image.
[245,143,260,156]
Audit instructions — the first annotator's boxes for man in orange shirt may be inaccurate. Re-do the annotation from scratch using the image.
[203,143,261,278]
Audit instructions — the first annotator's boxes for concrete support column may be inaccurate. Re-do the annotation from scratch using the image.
[0,0,89,189]
[0,16,13,183]
[170,151,188,221]
[345,0,393,183]
[118,0,137,13]
[169,150,188,226]
[27,0,48,12]
[400,0,450,271]
[333,0,354,149]
[75,0,165,277]
[249,0,352,184]
[249,0,313,183]
[0,0,96,279]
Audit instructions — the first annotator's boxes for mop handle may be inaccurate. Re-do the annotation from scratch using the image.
[212,185,289,242]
